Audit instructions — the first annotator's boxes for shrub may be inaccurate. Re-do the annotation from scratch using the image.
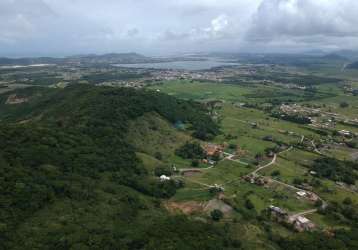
[210,209,224,221]
[175,142,205,159]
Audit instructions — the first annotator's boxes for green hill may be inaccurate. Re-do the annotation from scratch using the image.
[0,85,240,250]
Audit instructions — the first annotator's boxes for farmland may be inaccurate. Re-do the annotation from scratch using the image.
[147,68,358,238]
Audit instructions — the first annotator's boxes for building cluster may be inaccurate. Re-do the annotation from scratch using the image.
[343,85,358,96]
[280,103,319,122]
[296,190,319,202]
[243,174,270,186]
[203,144,224,158]
[280,103,358,134]
[5,94,28,104]
[269,205,316,232]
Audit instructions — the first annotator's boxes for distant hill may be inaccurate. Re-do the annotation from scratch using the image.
[347,61,358,69]
[67,52,151,64]
[0,56,65,65]
[330,50,358,60]
[0,52,155,66]
[321,53,347,61]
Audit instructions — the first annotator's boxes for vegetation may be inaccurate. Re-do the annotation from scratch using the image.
[271,112,311,124]
[2,54,358,249]
[311,158,358,185]
[0,85,235,249]
[210,209,224,221]
[276,230,358,250]
[175,142,205,159]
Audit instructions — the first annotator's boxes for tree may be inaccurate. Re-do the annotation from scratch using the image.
[293,178,303,185]
[340,101,349,108]
[154,152,162,160]
[154,166,172,177]
[191,160,199,167]
[343,197,353,205]
[315,199,323,207]
[210,209,224,221]
[228,143,237,150]
[175,142,205,159]
[245,199,255,210]
[271,170,281,177]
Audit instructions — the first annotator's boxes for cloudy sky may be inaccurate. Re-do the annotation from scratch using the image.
[1,0,358,57]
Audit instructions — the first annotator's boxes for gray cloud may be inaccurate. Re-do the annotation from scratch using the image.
[0,0,357,56]
[247,0,358,47]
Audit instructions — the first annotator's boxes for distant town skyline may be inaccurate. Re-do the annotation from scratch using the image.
[1,0,358,57]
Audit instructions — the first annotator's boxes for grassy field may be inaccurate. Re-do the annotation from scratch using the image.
[149,79,331,104]
[127,112,203,169]
[146,78,357,232]
[149,80,252,101]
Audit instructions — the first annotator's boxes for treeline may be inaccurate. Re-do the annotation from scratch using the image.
[82,71,150,84]
[239,71,342,86]
[275,229,358,250]
[271,112,312,124]
[311,157,358,185]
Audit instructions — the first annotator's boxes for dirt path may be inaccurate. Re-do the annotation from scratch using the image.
[251,146,293,175]
[173,175,213,189]
[223,152,249,166]
[247,144,327,211]
[311,140,323,155]
[290,209,318,218]
[252,154,277,175]
[178,165,215,173]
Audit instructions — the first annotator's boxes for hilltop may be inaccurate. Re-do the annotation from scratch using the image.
[0,85,235,250]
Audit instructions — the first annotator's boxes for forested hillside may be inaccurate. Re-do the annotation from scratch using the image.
[0,85,234,250]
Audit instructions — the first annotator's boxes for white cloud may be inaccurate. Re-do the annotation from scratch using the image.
[0,0,358,56]
[210,15,229,35]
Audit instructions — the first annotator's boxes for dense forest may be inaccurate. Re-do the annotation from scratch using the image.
[311,158,358,185]
[0,85,230,249]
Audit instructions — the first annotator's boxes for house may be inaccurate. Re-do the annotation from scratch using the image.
[306,192,319,202]
[212,184,225,192]
[338,130,351,137]
[203,143,224,158]
[269,205,288,222]
[243,175,268,186]
[296,191,318,202]
[208,160,216,165]
[293,216,315,232]
[296,191,307,198]
[269,206,288,217]
[160,175,171,182]
[310,171,317,176]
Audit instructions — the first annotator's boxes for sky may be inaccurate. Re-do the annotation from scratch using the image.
[1,0,358,57]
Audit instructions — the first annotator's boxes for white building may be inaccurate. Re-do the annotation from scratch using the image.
[160,175,171,181]
[296,191,307,197]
